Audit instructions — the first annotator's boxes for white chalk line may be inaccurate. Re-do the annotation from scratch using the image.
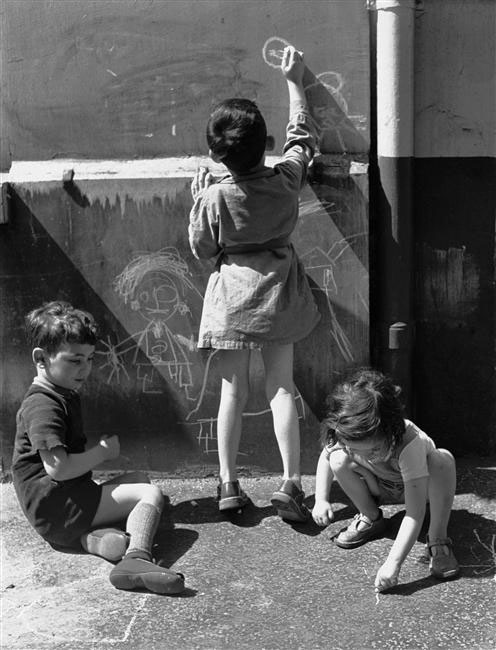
[6,592,149,645]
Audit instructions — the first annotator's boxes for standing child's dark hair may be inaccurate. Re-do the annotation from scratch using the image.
[206,98,267,173]
[321,368,405,453]
[26,301,98,354]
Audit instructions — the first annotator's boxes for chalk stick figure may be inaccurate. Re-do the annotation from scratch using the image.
[100,248,202,396]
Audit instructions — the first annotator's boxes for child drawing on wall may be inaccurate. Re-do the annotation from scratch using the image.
[189,46,320,521]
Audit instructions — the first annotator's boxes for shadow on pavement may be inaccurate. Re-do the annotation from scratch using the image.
[169,495,274,527]
[169,493,357,535]
[456,457,496,499]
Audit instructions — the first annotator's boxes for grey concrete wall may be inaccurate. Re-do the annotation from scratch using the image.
[0,0,370,474]
[2,0,369,161]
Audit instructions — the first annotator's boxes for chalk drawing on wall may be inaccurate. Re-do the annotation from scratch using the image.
[98,248,202,396]
[182,347,307,454]
[185,391,307,456]
[297,189,368,364]
[262,36,294,69]
[262,36,367,153]
[95,21,368,447]
[98,246,310,455]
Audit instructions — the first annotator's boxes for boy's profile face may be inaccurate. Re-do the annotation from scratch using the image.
[35,342,95,392]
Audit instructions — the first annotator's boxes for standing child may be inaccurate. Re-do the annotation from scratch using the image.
[11,301,185,594]
[188,46,320,521]
[313,368,460,591]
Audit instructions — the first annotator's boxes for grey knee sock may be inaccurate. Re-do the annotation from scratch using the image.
[125,502,161,560]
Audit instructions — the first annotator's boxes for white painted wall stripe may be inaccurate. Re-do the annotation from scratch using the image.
[1,157,368,184]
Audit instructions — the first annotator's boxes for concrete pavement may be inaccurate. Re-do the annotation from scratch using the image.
[1,456,495,650]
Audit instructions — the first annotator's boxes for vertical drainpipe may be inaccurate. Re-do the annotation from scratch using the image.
[369,0,416,411]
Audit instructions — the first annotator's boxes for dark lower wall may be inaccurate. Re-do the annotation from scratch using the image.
[413,157,496,455]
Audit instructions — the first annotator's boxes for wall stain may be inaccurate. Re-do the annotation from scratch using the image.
[419,243,479,322]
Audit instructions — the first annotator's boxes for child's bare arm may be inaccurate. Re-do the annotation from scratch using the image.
[312,448,335,526]
[374,477,428,591]
[39,435,120,482]
[281,46,306,106]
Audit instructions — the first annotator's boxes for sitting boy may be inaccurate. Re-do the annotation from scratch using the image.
[11,300,185,594]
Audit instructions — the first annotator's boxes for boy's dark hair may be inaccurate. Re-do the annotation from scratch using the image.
[26,301,98,355]
[206,98,267,173]
[320,368,405,452]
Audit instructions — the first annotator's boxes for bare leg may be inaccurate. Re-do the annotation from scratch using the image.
[261,344,300,485]
[85,481,184,593]
[352,463,381,499]
[425,449,459,578]
[216,349,250,483]
[80,473,152,559]
[81,481,163,558]
[427,449,456,539]
[329,449,388,548]
[329,449,381,521]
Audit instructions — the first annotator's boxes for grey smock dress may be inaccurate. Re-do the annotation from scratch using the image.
[189,101,321,350]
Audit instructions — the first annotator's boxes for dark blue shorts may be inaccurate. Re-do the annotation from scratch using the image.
[15,473,103,552]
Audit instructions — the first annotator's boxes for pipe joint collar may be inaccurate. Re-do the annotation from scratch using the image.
[368,0,417,10]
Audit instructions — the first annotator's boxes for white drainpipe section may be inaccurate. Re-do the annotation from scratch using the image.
[369,0,416,406]
[375,0,416,162]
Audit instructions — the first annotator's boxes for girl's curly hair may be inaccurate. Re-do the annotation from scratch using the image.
[320,368,405,453]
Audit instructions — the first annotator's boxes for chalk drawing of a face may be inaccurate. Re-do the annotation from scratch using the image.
[129,270,187,325]
[116,249,195,317]
[107,248,203,395]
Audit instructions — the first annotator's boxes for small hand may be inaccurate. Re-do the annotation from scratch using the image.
[191,167,214,200]
[280,45,305,84]
[374,560,400,592]
[99,434,120,461]
[312,500,335,527]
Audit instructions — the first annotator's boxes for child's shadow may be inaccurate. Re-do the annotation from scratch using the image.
[169,494,333,535]
[148,503,199,597]
[169,495,274,528]
[377,507,495,595]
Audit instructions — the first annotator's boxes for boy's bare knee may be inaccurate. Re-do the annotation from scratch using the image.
[140,483,164,508]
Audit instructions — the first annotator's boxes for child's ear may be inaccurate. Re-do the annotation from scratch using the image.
[32,347,45,367]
